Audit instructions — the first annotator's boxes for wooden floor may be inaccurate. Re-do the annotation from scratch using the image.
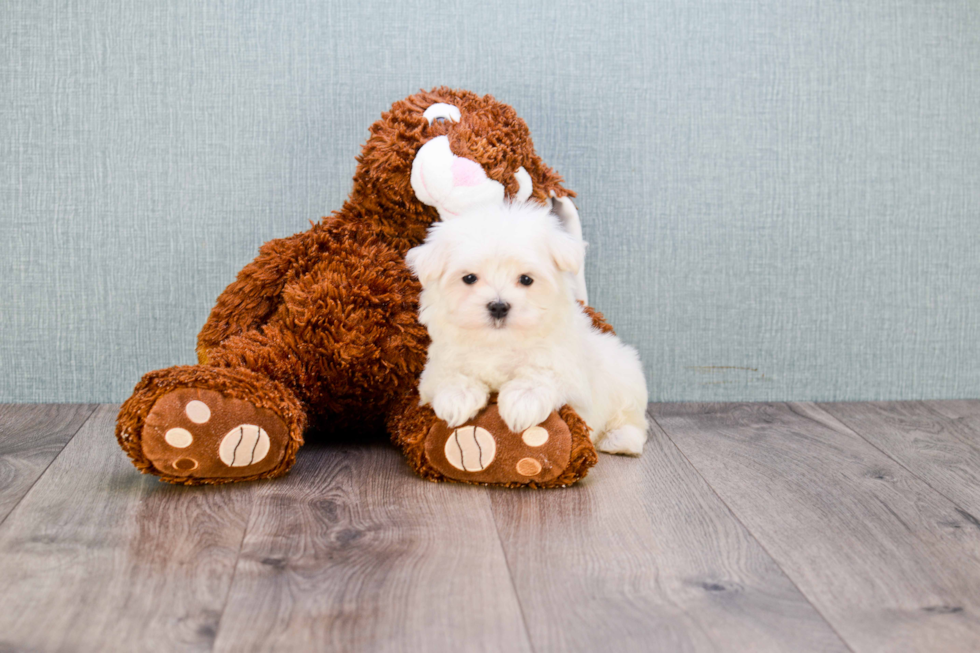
[1,402,980,652]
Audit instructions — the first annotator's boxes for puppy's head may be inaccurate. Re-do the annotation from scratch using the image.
[406,203,585,338]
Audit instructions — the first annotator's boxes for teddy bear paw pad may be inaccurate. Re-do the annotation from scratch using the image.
[444,425,496,472]
[424,402,572,486]
[142,388,289,480]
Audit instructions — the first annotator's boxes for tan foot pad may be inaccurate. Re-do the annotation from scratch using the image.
[425,403,572,486]
[143,388,290,480]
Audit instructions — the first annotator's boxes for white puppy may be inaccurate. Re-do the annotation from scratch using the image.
[406,202,649,456]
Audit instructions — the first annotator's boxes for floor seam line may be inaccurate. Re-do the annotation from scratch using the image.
[646,403,858,653]
[811,401,980,520]
[208,490,257,653]
[486,489,538,653]
[0,403,99,531]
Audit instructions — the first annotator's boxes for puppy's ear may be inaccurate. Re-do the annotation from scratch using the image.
[406,239,449,287]
[548,229,586,275]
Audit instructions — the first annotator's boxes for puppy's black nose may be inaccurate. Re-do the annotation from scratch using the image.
[487,300,510,320]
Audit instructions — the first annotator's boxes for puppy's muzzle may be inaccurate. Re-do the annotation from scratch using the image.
[487,300,510,321]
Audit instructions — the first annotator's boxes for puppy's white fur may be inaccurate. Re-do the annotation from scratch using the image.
[407,202,649,456]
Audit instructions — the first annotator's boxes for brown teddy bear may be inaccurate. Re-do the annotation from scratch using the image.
[115,87,613,488]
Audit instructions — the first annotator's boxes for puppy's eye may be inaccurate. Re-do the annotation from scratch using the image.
[462,274,478,285]
[519,275,534,286]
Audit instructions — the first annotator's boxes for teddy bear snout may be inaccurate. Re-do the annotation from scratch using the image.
[410,135,506,220]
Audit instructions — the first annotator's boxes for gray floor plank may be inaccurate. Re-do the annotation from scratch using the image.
[822,401,980,516]
[926,400,980,423]
[0,403,96,523]
[0,405,255,653]
[651,402,980,653]
[488,412,849,653]
[212,442,532,653]
[925,401,980,444]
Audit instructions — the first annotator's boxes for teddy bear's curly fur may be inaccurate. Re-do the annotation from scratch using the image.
[115,87,611,487]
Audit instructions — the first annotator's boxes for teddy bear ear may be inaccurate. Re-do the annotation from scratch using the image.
[406,238,450,287]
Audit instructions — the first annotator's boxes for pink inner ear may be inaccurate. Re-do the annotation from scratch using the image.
[451,157,487,187]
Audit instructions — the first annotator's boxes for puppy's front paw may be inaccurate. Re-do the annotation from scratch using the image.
[498,383,558,433]
[596,425,647,456]
[432,385,489,428]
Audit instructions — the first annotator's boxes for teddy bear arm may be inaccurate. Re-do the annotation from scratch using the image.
[196,233,309,363]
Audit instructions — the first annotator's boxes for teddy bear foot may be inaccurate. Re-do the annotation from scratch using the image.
[422,398,597,488]
[116,365,306,485]
[141,388,293,482]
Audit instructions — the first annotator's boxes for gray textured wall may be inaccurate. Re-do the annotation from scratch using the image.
[2,0,979,403]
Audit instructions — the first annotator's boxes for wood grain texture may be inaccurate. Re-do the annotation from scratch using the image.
[0,403,96,523]
[823,401,980,516]
[5,401,980,652]
[0,405,254,653]
[488,413,849,653]
[651,402,980,653]
[212,442,532,653]
[927,401,980,422]
[923,401,980,440]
